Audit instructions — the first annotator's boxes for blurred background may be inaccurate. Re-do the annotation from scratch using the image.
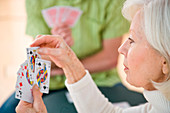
[0,0,33,106]
[0,0,143,107]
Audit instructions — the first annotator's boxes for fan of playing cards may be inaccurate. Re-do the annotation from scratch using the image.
[42,6,82,28]
[15,47,51,103]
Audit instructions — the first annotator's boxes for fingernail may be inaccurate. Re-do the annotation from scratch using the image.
[38,49,43,53]
[34,84,39,89]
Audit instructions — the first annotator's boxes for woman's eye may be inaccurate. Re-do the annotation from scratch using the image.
[128,37,134,44]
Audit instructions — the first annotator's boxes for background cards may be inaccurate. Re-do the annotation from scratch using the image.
[15,47,51,103]
[42,6,82,28]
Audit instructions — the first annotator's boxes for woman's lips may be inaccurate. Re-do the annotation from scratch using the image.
[123,64,129,71]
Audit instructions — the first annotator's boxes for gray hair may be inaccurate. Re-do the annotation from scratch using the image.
[122,0,170,100]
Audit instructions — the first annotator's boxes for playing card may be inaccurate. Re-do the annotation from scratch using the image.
[15,68,22,88]
[64,7,82,27]
[26,47,41,80]
[42,6,82,28]
[57,6,71,24]
[15,71,25,101]
[20,60,34,82]
[34,59,51,94]
[15,88,23,100]
[20,60,27,71]
[57,6,82,27]
[42,6,58,28]
[15,46,51,103]
[15,69,33,103]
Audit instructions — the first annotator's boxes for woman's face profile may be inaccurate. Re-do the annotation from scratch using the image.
[118,11,166,90]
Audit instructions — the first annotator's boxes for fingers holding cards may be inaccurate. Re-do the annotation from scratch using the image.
[42,6,80,47]
[15,5,82,104]
[51,23,74,46]
[15,47,51,103]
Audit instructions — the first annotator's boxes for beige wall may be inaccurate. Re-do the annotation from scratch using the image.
[0,0,33,106]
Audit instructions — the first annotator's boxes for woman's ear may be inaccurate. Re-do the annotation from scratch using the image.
[161,57,169,75]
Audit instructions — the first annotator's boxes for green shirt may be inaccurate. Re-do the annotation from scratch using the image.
[26,0,130,90]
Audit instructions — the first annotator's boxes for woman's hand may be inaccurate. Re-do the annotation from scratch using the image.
[16,85,47,113]
[30,35,86,84]
[51,23,74,47]
[34,35,68,76]
[36,23,74,77]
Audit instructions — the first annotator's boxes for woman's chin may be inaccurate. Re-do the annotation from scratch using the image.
[126,77,136,86]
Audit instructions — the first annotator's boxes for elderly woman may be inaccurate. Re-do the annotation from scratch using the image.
[16,0,170,113]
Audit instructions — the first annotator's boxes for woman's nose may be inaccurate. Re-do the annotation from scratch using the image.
[118,41,128,57]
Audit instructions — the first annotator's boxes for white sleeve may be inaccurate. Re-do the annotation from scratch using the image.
[65,70,152,113]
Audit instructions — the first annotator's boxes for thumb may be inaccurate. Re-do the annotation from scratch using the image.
[32,85,47,113]
[32,85,43,103]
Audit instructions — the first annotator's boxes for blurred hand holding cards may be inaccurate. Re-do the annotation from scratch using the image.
[15,47,51,103]
[41,6,82,28]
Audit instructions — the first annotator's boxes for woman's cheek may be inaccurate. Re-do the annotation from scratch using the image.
[127,46,147,73]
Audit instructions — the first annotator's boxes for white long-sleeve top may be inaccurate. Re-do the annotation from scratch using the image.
[65,70,170,113]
